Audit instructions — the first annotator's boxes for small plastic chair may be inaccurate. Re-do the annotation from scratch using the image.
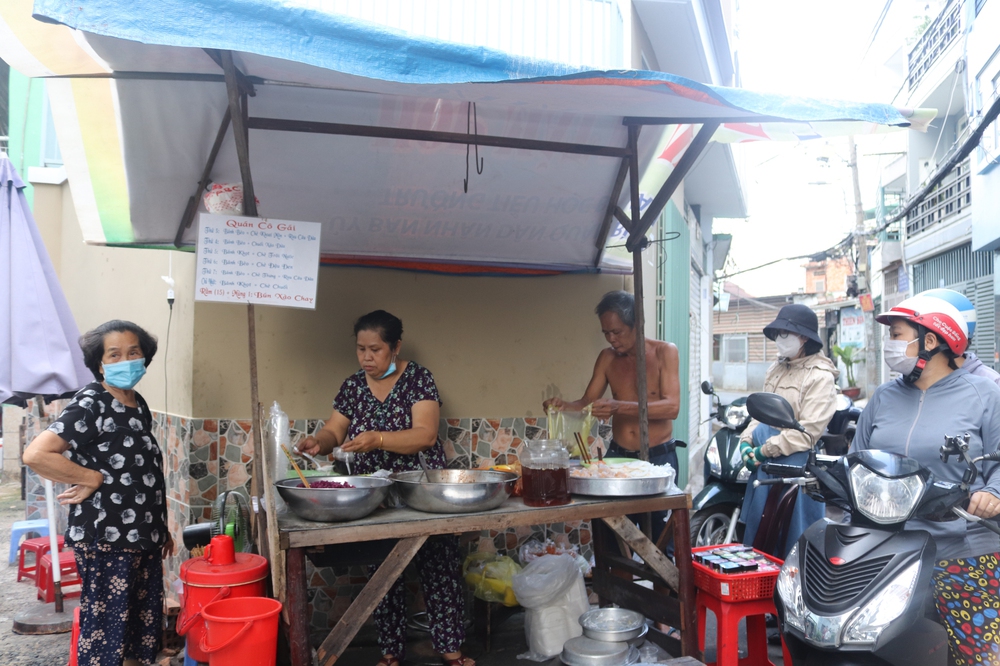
[8,519,49,564]
[18,535,66,582]
[696,589,792,666]
[67,606,80,666]
[36,551,81,604]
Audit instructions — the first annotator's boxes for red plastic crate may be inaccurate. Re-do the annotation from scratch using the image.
[691,544,784,602]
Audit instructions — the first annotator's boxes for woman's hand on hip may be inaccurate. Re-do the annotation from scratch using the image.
[56,469,104,505]
[342,431,382,453]
[968,491,1000,519]
[162,532,175,560]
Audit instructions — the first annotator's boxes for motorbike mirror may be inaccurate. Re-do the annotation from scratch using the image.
[746,392,807,433]
[700,381,714,396]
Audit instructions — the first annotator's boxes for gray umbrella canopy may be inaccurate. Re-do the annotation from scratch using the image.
[0,156,90,404]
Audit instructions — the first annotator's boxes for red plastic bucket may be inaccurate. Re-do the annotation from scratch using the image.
[178,536,269,662]
[200,596,282,666]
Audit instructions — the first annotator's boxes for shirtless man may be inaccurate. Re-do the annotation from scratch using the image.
[543,290,681,535]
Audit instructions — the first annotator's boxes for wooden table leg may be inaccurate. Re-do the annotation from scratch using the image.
[600,516,680,591]
[287,547,312,666]
[316,536,428,666]
[672,507,699,659]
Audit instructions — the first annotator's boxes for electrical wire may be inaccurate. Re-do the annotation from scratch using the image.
[164,300,173,418]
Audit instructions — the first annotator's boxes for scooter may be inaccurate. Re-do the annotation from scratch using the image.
[690,381,752,547]
[746,391,1000,666]
[691,382,861,548]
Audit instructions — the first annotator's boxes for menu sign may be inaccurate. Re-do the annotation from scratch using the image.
[195,213,321,309]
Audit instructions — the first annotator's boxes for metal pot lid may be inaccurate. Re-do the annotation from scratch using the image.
[561,636,629,666]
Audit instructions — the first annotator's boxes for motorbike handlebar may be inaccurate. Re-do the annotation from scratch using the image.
[760,462,807,477]
[954,506,1000,536]
[753,477,807,488]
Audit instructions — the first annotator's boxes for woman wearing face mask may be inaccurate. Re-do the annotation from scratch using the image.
[23,320,171,666]
[738,304,839,556]
[298,310,472,666]
[851,292,1000,666]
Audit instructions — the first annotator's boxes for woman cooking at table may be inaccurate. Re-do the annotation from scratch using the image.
[298,310,472,666]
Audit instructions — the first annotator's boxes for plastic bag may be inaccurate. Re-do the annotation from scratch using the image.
[266,402,291,511]
[518,539,591,575]
[513,555,590,660]
[547,405,595,459]
[463,552,521,607]
[203,182,259,215]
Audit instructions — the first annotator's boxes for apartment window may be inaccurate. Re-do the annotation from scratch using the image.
[724,336,747,364]
[814,278,826,293]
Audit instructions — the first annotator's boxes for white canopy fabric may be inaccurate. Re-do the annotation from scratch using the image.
[0,0,935,273]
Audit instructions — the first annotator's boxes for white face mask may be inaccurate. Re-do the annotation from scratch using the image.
[884,338,918,375]
[775,334,804,359]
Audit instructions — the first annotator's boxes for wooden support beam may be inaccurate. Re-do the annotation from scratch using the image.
[286,548,311,666]
[173,107,231,247]
[221,52,258,217]
[601,515,680,592]
[204,48,257,96]
[613,206,633,234]
[245,116,631,158]
[627,125,651,464]
[316,536,428,666]
[593,151,633,266]
[626,122,719,252]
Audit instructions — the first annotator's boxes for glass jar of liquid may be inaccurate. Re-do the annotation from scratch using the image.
[520,439,571,507]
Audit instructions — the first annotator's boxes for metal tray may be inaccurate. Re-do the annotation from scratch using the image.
[568,475,670,497]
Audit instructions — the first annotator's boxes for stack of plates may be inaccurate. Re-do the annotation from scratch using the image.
[561,609,647,666]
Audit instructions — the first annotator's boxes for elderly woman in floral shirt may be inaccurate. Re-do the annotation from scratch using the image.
[300,310,471,666]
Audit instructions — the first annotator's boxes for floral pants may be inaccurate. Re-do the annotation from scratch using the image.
[933,553,1000,666]
[369,536,465,659]
[74,542,163,666]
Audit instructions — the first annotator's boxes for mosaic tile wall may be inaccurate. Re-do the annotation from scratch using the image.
[16,401,616,637]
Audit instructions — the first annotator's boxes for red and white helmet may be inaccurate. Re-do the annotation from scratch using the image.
[876,293,969,355]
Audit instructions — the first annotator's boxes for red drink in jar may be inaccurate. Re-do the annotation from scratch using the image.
[522,465,571,507]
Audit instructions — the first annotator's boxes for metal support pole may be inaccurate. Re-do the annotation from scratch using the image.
[848,136,875,396]
[222,50,266,549]
[627,125,651,464]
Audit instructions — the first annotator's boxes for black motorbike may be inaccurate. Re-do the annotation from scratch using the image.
[690,381,752,547]
[691,382,861,548]
[746,392,1000,666]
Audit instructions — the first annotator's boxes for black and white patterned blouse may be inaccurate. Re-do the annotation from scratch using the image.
[47,382,167,550]
[332,361,446,474]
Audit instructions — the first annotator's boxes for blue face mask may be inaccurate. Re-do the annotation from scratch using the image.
[103,358,146,389]
[379,359,397,379]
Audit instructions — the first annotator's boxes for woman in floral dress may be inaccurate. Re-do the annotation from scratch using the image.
[24,320,171,666]
[300,310,471,666]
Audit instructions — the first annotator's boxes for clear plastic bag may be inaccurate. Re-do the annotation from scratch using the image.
[513,555,590,660]
[463,552,521,606]
[266,402,291,511]
[547,405,595,458]
[518,539,591,575]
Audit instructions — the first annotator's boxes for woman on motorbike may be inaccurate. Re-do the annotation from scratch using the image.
[739,303,839,557]
[852,291,1000,666]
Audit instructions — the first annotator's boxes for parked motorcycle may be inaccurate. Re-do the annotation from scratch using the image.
[691,381,752,547]
[690,382,861,548]
[746,391,1000,666]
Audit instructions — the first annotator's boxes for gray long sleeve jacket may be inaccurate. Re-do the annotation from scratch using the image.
[851,368,1000,560]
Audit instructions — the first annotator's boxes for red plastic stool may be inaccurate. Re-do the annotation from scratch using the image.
[36,551,82,603]
[17,535,65,582]
[67,606,80,666]
[696,589,792,666]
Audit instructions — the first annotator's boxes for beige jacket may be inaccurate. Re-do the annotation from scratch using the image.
[740,352,840,457]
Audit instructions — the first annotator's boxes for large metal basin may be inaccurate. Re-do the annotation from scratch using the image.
[275,476,392,522]
[390,469,518,513]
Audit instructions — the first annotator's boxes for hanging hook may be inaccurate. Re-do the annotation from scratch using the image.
[464,102,484,193]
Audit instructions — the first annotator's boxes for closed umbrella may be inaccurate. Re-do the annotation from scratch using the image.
[0,155,87,632]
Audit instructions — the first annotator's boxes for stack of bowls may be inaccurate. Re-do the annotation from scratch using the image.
[561,609,647,666]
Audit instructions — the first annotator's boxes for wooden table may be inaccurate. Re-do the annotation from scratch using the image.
[279,493,697,666]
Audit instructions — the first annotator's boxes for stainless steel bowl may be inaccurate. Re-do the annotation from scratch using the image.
[560,636,629,666]
[390,469,518,513]
[275,476,392,522]
[580,608,646,643]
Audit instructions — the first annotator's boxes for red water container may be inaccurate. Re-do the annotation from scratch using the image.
[178,536,269,663]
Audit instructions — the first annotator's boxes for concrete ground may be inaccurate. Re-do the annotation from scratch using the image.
[0,473,783,666]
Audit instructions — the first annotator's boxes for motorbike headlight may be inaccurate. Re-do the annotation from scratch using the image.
[706,440,722,476]
[776,544,806,631]
[849,464,924,524]
[843,561,920,645]
[724,403,749,429]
